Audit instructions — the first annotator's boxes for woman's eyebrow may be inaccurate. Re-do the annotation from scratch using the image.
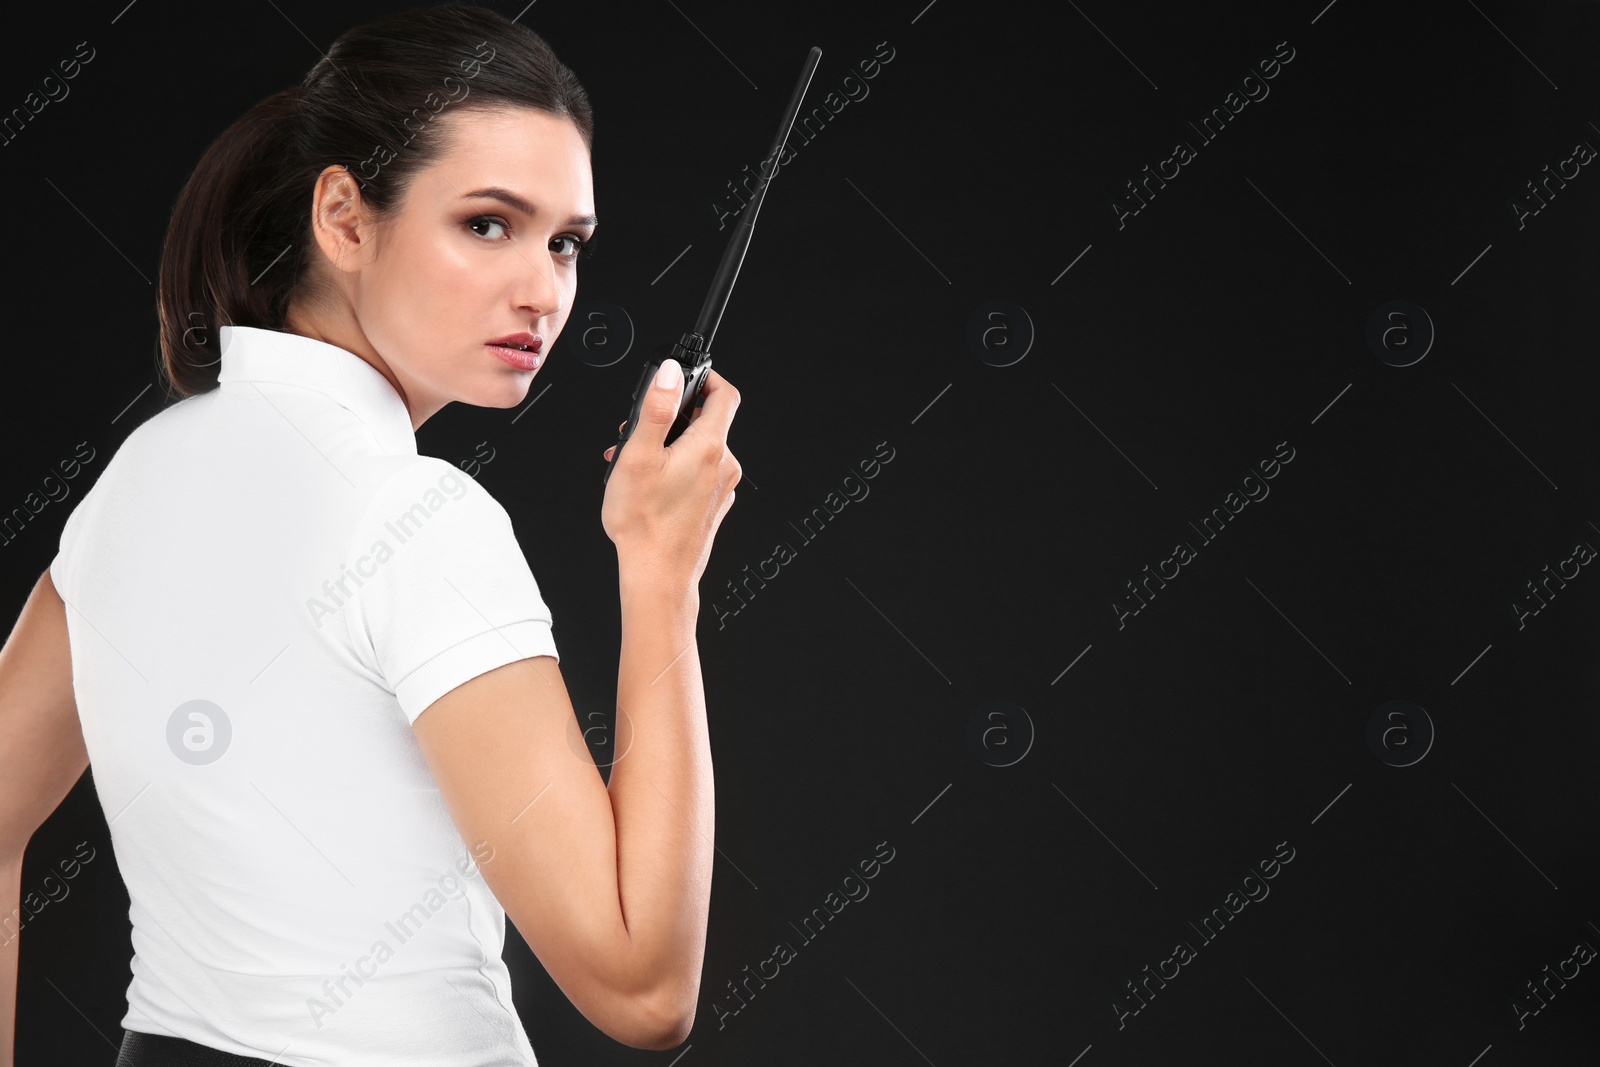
[460,187,597,228]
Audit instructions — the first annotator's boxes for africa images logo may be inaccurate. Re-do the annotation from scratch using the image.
[304,468,473,629]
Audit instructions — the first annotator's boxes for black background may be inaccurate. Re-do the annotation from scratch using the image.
[4,0,1600,1064]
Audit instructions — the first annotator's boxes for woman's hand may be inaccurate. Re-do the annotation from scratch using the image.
[601,363,741,592]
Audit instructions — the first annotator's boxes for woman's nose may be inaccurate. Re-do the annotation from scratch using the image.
[515,252,562,317]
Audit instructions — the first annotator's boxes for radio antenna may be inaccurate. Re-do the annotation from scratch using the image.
[689,46,822,351]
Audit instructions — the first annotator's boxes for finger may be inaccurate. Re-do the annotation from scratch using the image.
[684,368,740,446]
[626,358,687,461]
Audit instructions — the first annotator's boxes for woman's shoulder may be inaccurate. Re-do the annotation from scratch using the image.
[345,454,510,543]
[360,453,492,504]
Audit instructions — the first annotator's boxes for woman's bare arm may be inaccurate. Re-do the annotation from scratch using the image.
[0,570,91,1067]
[411,570,711,1050]
[604,564,713,1034]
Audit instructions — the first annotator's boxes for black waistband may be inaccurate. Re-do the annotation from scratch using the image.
[116,1029,285,1067]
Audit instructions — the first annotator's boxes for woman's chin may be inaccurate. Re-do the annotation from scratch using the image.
[464,374,539,410]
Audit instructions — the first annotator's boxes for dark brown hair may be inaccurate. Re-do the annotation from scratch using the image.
[157,3,593,397]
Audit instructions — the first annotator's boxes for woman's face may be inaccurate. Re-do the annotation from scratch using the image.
[298,105,596,428]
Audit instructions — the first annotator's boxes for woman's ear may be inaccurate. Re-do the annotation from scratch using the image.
[308,165,375,278]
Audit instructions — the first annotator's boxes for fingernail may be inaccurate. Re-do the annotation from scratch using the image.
[654,359,682,390]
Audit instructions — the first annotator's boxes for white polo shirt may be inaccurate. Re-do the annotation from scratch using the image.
[50,325,560,1066]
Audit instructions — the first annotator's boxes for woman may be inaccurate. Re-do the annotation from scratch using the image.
[0,5,740,1065]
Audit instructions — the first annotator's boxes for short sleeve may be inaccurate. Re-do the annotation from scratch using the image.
[339,458,559,724]
[48,446,108,602]
[49,498,82,599]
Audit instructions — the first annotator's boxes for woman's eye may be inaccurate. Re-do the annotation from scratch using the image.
[466,215,509,240]
[552,234,586,258]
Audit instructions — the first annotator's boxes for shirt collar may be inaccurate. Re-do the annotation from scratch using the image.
[216,325,418,456]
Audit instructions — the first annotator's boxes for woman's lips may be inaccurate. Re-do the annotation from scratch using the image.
[487,343,543,371]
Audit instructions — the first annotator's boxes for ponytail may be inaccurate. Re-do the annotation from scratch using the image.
[155,4,594,397]
[158,86,308,393]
